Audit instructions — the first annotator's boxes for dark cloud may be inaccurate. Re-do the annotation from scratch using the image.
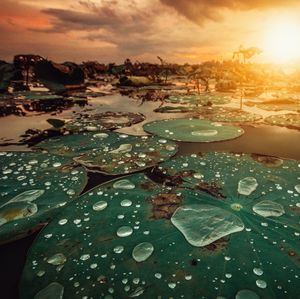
[160,0,299,24]
[37,0,156,33]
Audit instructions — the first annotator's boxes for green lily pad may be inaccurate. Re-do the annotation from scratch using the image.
[34,132,121,158]
[35,132,178,175]
[166,94,231,105]
[154,106,195,113]
[65,112,145,133]
[264,113,300,130]
[0,151,87,244]
[245,99,300,112]
[20,152,300,298]
[204,107,262,123]
[143,119,244,142]
[155,106,262,122]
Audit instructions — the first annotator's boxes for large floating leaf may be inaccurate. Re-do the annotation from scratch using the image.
[155,106,262,122]
[0,151,87,243]
[265,113,300,130]
[35,132,178,174]
[166,94,231,105]
[154,106,195,113]
[20,152,300,298]
[34,132,121,158]
[245,99,300,112]
[144,118,244,142]
[65,111,145,133]
[203,107,262,123]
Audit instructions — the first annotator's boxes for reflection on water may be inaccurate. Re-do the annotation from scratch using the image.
[177,125,300,160]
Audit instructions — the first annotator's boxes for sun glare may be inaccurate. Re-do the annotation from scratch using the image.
[262,17,300,64]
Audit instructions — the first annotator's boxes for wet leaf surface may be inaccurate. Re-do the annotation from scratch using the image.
[264,113,300,130]
[144,118,244,142]
[0,151,87,244]
[20,152,300,299]
[35,132,178,175]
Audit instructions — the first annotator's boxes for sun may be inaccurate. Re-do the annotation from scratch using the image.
[262,16,300,64]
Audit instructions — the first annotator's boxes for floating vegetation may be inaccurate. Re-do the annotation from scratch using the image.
[0,151,87,244]
[144,119,244,142]
[245,99,300,112]
[154,106,195,113]
[264,113,300,130]
[155,106,262,123]
[166,94,231,105]
[35,132,177,174]
[204,107,262,123]
[34,132,120,158]
[65,111,145,132]
[20,151,300,298]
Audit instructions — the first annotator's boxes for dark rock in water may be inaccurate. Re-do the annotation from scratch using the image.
[0,101,24,117]
[34,60,85,94]
[0,61,23,93]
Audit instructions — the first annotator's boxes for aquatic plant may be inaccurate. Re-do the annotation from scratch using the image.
[265,113,300,130]
[35,132,177,175]
[166,94,231,106]
[0,151,87,244]
[20,152,300,298]
[144,118,244,142]
[64,112,145,133]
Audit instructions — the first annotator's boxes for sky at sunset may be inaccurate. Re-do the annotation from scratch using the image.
[1,0,300,64]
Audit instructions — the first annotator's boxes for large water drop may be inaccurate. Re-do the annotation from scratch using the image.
[256,279,267,289]
[191,130,218,136]
[253,201,284,217]
[34,282,64,299]
[132,242,154,262]
[92,201,108,211]
[1,189,44,208]
[171,204,244,247]
[47,253,67,265]
[117,226,133,237]
[110,144,132,154]
[235,289,260,299]
[238,177,258,196]
[113,180,135,190]
[0,202,38,227]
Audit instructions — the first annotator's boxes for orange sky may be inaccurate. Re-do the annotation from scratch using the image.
[1,0,300,64]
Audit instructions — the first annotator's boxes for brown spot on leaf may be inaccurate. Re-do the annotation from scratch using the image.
[251,153,283,168]
[141,181,157,191]
[289,250,296,257]
[200,237,229,255]
[150,193,183,220]
[146,167,184,186]
[195,182,226,199]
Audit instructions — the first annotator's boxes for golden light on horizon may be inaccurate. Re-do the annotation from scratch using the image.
[262,16,300,64]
